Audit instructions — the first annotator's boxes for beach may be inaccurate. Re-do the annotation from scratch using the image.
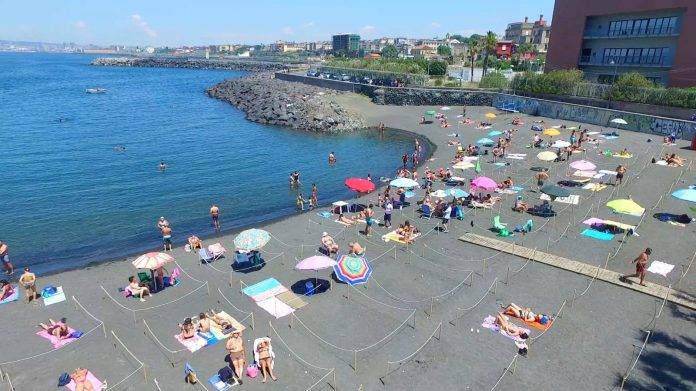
[1,91,694,391]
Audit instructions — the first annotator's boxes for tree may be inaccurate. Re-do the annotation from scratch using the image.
[427,60,447,76]
[381,44,398,59]
[467,39,481,83]
[481,31,497,77]
[449,34,467,43]
[437,45,452,56]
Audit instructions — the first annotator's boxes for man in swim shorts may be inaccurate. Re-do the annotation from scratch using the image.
[210,204,220,230]
[161,225,173,251]
[19,267,38,303]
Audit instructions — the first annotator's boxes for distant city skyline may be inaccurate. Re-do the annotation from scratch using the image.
[0,0,554,47]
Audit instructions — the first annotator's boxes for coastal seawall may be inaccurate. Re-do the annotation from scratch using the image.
[92,56,288,72]
[206,73,365,133]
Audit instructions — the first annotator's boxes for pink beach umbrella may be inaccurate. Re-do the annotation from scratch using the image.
[471,176,497,191]
[131,252,174,270]
[296,255,337,271]
[570,160,596,171]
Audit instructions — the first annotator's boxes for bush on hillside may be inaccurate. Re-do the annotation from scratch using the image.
[479,72,509,90]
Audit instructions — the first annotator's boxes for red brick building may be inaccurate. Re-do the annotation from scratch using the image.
[495,41,514,59]
[546,0,696,87]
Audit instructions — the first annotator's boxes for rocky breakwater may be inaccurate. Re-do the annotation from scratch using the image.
[207,73,365,133]
[92,57,288,72]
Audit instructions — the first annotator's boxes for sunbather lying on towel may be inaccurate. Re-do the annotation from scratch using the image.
[39,318,70,340]
[502,303,550,325]
[70,368,99,391]
[337,213,356,226]
[0,279,14,300]
[321,232,339,255]
[177,318,196,339]
[396,220,420,243]
[204,310,238,333]
[348,241,365,255]
[494,313,529,340]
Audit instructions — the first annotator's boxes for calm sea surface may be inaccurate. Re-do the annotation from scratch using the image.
[0,53,420,274]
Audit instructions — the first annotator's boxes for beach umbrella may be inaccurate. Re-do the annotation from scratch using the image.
[551,140,571,148]
[389,177,419,188]
[485,113,496,119]
[453,161,475,170]
[570,160,596,171]
[334,254,372,285]
[477,138,494,146]
[425,110,436,116]
[447,188,469,198]
[296,255,337,271]
[440,106,451,111]
[541,185,570,198]
[610,118,628,125]
[132,252,174,270]
[431,189,448,198]
[471,176,497,190]
[345,177,375,193]
[607,199,645,216]
[234,228,270,252]
[672,188,696,203]
[537,151,557,162]
[543,128,561,136]
[488,130,503,137]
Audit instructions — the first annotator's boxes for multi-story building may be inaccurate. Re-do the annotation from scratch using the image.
[495,41,514,59]
[505,17,535,45]
[546,0,695,87]
[332,34,361,57]
[531,15,551,53]
[411,45,437,59]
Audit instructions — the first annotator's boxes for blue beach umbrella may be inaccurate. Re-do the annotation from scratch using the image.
[234,229,270,252]
[487,130,503,137]
[477,138,494,146]
[672,188,696,203]
[390,177,419,188]
[447,188,469,198]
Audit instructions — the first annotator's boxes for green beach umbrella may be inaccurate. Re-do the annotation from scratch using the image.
[425,110,436,116]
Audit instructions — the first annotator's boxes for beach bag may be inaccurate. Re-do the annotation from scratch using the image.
[70,330,83,339]
[218,367,234,383]
[539,315,550,325]
[58,372,71,387]
[246,364,259,378]
[41,286,57,297]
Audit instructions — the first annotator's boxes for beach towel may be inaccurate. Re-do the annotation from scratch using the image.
[613,153,633,158]
[655,160,668,166]
[581,229,614,241]
[65,371,103,391]
[334,219,353,227]
[175,333,208,352]
[253,337,275,368]
[382,231,421,244]
[0,287,19,304]
[276,291,308,310]
[211,311,246,336]
[593,173,606,179]
[573,170,598,178]
[540,194,580,205]
[482,316,529,348]
[505,155,525,160]
[43,286,66,306]
[197,331,219,346]
[582,183,607,192]
[317,211,333,219]
[503,309,554,331]
[255,296,294,319]
[647,261,675,277]
[37,327,77,348]
[241,278,282,298]
[583,218,604,226]
[208,374,235,390]
[599,170,617,176]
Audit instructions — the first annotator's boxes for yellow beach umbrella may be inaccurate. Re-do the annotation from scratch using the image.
[543,128,561,136]
[537,151,557,161]
[606,199,645,216]
[485,113,496,119]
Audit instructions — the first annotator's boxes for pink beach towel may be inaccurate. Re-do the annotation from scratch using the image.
[256,296,294,319]
[65,371,103,391]
[175,333,207,352]
[482,315,530,344]
[36,327,77,348]
[250,286,288,302]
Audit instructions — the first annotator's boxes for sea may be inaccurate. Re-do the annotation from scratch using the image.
[0,53,423,274]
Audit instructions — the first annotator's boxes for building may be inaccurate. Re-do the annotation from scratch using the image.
[269,41,304,53]
[531,15,552,53]
[505,15,552,54]
[495,41,514,59]
[332,34,361,57]
[411,45,437,59]
[546,0,696,87]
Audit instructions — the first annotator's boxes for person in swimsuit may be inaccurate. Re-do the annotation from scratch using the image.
[0,280,14,301]
[187,235,203,250]
[157,217,169,231]
[328,152,336,165]
[177,318,196,339]
[364,204,375,237]
[535,170,549,191]
[197,313,211,333]
[0,240,14,275]
[226,331,246,384]
[310,184,318,210]
[70,368,97,391]
[128,276,150,302]
[321,232,339,255]
[210,205,220,230]
[158,161,167,172]
[620,248,651,286]
[257,339,278,382]
[19,267,38,302]
[161,225,172,251]
[494,313,529,339]
[502,303,540,322]
[39,318,70,340]
[615,165,626,186]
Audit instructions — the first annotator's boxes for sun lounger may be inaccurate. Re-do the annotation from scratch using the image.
[199,248,214,263]
[66,371,104,391]
[493,215,507,230]
[0,286,18,304]
[37,327,78,348]
[540,194,580,205]
[420,204,433,219]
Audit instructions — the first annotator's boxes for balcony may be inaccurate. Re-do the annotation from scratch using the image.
[583,27,679,39]
[579,55,671,68]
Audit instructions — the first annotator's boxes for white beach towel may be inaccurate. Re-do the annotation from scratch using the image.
[540,194,580,205]
[599,170,617,176]
[256,296,294,319]
[647,261,675,277]
[43,286,66,306]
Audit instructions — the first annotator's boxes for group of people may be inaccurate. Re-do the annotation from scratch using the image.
[0,266,38,303]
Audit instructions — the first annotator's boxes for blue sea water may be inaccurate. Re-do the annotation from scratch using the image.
[0,53,421,274]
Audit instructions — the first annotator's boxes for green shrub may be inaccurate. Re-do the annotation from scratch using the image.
[427,60,448,76]
[609,73,656,102]
[479,72,509,90]
[510,70,583,95]
[433,77,444,86]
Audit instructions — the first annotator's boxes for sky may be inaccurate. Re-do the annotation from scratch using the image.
[0,0,555,46]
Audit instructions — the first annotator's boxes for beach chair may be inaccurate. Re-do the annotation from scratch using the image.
[524,219,534,233]
[137,272,152,285]
[493,215,511,237]
[198,248,213,264]
[420,204,432,219]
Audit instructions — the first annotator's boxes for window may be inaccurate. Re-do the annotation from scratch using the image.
[608,16,679,37]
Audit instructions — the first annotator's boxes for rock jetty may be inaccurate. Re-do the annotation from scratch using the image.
[92,57,287,72]
[207,73,365,133]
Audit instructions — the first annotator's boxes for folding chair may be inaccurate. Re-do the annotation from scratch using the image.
[420,204,432,219]
[198,248,214,264]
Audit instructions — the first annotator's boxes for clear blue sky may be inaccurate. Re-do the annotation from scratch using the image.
[0,0,554,46]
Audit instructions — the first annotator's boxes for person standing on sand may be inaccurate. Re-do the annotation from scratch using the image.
[161,225,173,251]
[226,330,246,384]
[615,165,626,186]
[19,267,38,303]
[535,169,549,191]
[383,199,393,228]
[0,241,13,275]
[364,204,375,237]
[210,204,221,230]
[620,248,651,286]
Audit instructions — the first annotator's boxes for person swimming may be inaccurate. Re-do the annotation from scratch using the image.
[159,161,167,171]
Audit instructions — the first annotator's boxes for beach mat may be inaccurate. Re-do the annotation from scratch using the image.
[482,316,529,348]
[582,183,607,192]
[242,278,288,302]
[503,310,554,331]
[175,333,207,352]
[276,291,308,310]
[43,286,66,306]
[581,229,614,241]
[36,327,77,348]
[0,287,19,304]
[256,296,294,319]
[208,374,236,390]
[66,371,103,391]
[382,231,421,244]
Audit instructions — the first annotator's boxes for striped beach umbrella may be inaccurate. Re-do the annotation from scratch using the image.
[334,255,372,285]
[234,229,270,252]
[132,252,174,270]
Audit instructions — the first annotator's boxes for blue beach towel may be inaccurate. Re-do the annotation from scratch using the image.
[317,211,332,219]
[581,229,614,241]
[241,278,282,298]
[208,374,234,390]
[198,332,219,346]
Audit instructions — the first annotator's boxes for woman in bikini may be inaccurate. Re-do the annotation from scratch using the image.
[494,313,529,339]
[71,368,98,391]
[226,331,246,384]
[177,318,196,339]
[39,318,70,340]
[0,279,13,301]
[257,339,278,383]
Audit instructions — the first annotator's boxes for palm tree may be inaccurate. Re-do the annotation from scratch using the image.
[481,31,497,77]
[468,39,480,83]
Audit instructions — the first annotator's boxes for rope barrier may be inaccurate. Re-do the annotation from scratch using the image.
[619,330,651,390]
[449,278,499,324]
[142,318,188,355]
[216,287,255,330]
[107,330,147,390]
[489,353,520,391]
[381,321,442,384]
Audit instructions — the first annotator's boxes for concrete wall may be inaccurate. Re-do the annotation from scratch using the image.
[276,73,696,140]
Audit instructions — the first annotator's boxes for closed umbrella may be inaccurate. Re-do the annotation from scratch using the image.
[672,188,696,203]
[607,199,645,216]
[541,185,570,198]
[132,252,174,270]
[234,229,270,252]
[570,160,596,171]
[471,176,497,190]
[389,177,419,188]
[477,138,494,146]
[334,255,372,285]
[543,128,560,136]
[345,177,375,193]
[537,151,557,162]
